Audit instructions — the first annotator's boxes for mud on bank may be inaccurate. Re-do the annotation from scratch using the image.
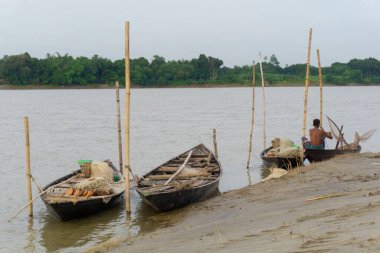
[86,153,380,253]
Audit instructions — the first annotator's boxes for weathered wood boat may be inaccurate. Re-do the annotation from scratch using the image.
[305,145,361,163]
[260,146,303,169]
[41,161,125,221]
[135,144,222,212]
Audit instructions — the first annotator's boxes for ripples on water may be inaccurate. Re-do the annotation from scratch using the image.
[0,87,379,252]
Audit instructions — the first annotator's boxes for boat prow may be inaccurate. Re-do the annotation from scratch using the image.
[135,144,222,212]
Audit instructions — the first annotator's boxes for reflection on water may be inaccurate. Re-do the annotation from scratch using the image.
[39,192,166,253]
[40,204,124,252]
[1,87,379,252]
[25,220,36,253]
[246,168,253,186]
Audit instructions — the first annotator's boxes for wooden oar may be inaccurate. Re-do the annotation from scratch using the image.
[165,150,193,185]
[8,174,79,222]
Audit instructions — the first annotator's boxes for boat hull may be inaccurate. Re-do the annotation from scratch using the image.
[42,168,124,221]
[305,145,361,163]
[260,147,302,169]
[136,178,219,212]
[135,144,222,212]
[42,192,124,221]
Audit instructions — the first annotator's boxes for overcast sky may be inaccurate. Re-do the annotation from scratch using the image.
[1,0,379,67]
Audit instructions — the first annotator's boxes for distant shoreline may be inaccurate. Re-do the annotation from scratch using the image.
[1,83,379,90]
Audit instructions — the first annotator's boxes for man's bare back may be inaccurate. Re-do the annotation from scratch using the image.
[306,119,333,149]
[310,128,325,146]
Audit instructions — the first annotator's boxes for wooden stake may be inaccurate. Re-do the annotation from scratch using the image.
[8,174,79,222]
[24,117,33,217]
[317,49,323,127]
[246,63,255,169]
[259,52,266,150]
[124,21,131,213]
[116,81,123,175]
[301,28,312,162]
[213,129,218,158]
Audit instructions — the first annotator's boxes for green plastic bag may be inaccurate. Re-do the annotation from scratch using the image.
[77,160,93,165]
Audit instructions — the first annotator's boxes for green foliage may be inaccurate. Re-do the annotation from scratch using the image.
[1,53,380,86]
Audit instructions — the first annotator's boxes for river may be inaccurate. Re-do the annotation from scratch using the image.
[1,86,379,252]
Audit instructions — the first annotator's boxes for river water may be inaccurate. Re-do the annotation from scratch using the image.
[0,86,379,252]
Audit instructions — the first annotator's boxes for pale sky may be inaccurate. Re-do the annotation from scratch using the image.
[1,0,379,67]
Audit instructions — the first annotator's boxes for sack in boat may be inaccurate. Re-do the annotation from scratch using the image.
[271,138,281,148]
[179,167,208,177]
[91,161,114,183]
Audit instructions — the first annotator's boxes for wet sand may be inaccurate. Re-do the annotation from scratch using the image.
[86,153,380,253]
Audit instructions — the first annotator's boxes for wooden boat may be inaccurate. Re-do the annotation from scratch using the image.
[135,144,222,212]
[41,161,125,221]
[305,145,361,163]
[261,146,303,169]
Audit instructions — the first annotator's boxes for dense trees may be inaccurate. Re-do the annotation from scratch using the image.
[1,53,380,86]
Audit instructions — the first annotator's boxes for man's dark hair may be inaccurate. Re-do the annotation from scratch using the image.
[313,119,320,127]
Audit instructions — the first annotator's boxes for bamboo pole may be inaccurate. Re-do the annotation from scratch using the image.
[124,21,131,213]
[116,81,123,175]
[213,129,218,158]
[246,63,256,169]
[317,49,323,127]
[24,117,33,217]
[259,52,266,150]
[8,174,79,222]
[301,28,313,161]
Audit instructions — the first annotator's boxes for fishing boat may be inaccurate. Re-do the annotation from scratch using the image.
[41,160,125,221]
[135,144,222,212]
[260,146,303,169]
[305,146,361,163]
[304,116,373,163]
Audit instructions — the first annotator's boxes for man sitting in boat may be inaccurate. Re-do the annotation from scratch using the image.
[303,119,332,149]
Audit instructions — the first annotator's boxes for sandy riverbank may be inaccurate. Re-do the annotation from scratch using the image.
[86,153,380,253]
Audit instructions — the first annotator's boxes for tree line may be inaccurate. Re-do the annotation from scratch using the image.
[1,52,380,86]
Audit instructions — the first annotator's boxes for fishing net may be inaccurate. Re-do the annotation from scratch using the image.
[327,116,376,149]
[358,129,376,142]
[326,116,343,141]
[268,138,301,157]
[279,139,293,149]
[261,168,288,182]
[91,161,114,183]
[75,177,112,192]
[277,147,302,157]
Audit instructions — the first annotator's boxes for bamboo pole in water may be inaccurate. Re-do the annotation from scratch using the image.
[213,129,218,158]
[246,63,256,169]
[116,81,123,175]
[8,174,79,222]
[301,28,313,161]
[24,117,33,217]
[317,49,323,127]
[259,52,266,150]
[124,21,131,213]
